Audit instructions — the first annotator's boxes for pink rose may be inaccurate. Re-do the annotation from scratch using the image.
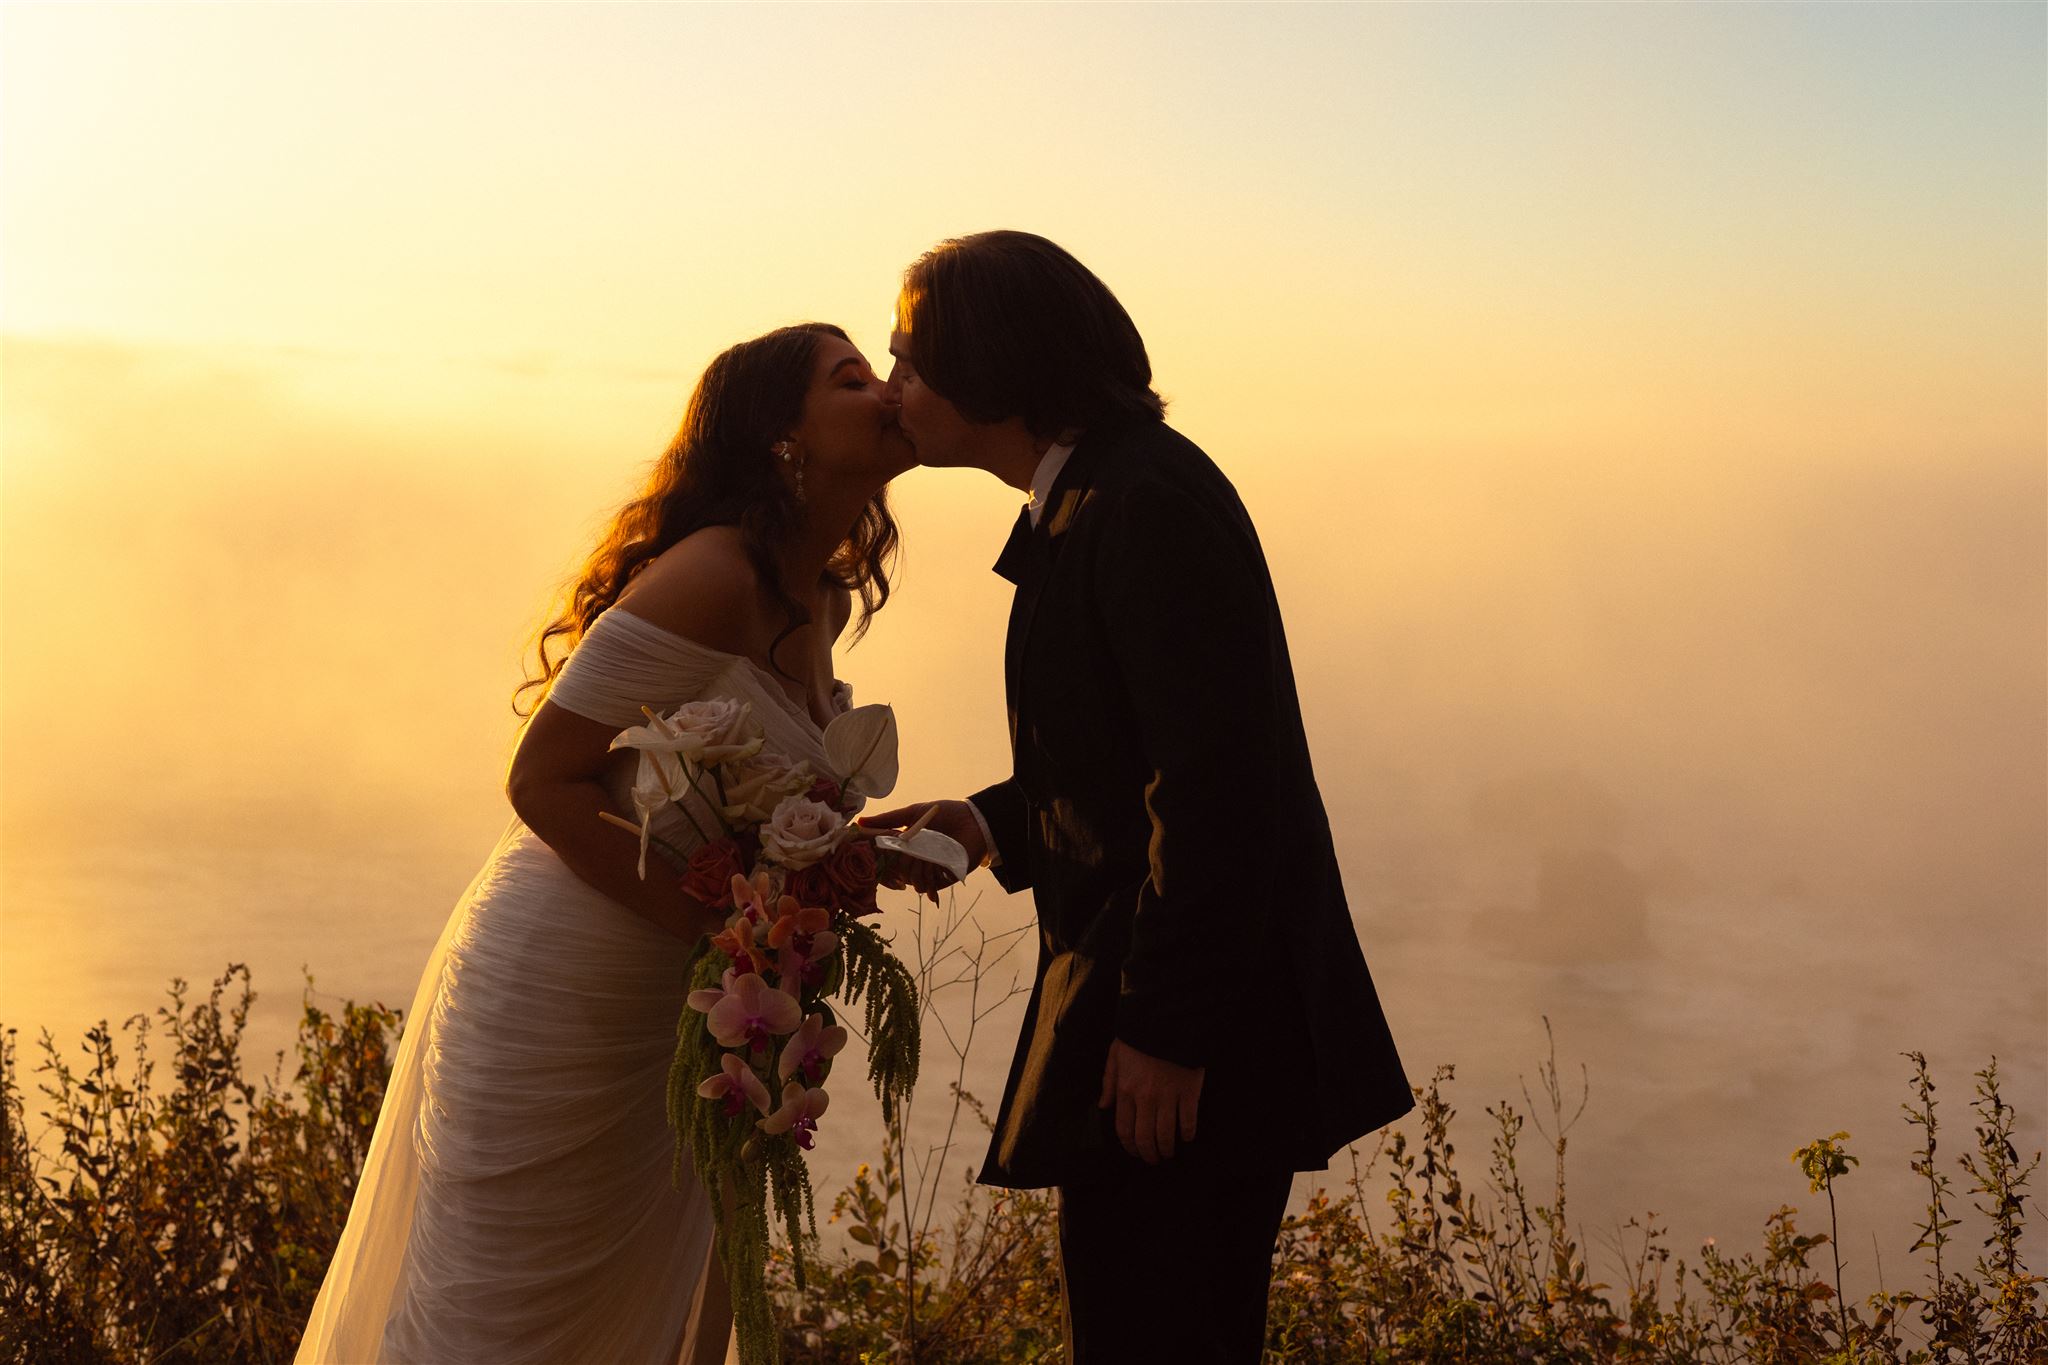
[758,796,850,871]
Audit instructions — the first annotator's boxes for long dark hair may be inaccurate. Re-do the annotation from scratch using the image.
[513,323,899,715]
[896,230,1165,438]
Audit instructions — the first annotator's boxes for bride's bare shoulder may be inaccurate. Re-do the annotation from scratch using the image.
[612,527,763,656]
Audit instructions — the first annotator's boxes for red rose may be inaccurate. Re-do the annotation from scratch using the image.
[681,839,745,907]
[785,865,834,910]
[807,777,844,810]
[824,839,880,916]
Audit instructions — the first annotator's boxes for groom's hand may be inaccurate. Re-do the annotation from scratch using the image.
[858,799,990,872]
[1099,1038,1204,1165]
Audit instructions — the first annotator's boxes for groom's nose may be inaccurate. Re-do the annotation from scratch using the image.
[881,360,905,404]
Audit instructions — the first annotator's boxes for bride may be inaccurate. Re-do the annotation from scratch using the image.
[295,323,914,1364]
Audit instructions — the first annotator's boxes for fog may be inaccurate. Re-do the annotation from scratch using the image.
[4,334,2042,1287]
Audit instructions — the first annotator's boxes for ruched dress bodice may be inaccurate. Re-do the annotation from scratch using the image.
[548,608,853,862]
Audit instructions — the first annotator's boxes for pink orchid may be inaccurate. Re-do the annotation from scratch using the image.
[758,1080,831,1149]
[704,971,801,1054]
[777,1013,849,1086]
[696,1052,772,1119]
[685,966,741,1017]
[777,929,840,993]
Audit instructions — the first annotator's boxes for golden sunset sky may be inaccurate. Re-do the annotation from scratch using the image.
[3,2,2042,1273]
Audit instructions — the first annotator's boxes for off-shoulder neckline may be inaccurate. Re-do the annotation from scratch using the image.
[605,607,848,731]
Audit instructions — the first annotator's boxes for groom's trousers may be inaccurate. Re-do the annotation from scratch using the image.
[1055,1134,1295,1364]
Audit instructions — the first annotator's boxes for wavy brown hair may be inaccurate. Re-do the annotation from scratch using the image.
[513,323,899,715]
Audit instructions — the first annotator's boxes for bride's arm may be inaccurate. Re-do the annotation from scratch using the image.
[507,702,724,942]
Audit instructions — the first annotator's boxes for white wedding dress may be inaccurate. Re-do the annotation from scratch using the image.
[296,608,851,1365]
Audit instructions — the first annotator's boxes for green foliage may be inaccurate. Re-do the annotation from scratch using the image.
[759,1050,2046,1364]
[6,971,2044,1364]
[765,1104,1063,1364]
[1795,1132,1862,1194]
[836,918,921,1128]
[1,965,399,1365]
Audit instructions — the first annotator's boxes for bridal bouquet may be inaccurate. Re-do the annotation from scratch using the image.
[603,696,964,1364]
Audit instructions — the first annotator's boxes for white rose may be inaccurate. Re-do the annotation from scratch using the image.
[719,751,816,826]
[659,697,765,766]
[758,795,851,870]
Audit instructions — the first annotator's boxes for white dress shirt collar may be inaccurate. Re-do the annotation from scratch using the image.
[1025,439,1077,528]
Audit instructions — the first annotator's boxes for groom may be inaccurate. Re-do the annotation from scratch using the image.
[867,231,1412,1362]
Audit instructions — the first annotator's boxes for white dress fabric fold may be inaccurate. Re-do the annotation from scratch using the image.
[296,608,848,1364]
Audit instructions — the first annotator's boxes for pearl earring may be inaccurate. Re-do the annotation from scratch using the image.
[777,442,805,502]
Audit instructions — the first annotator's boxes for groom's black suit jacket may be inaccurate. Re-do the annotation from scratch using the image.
[971,418,1413,1189]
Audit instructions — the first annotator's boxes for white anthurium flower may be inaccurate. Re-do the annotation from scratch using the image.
[822,704,899,801]
[622,751,690,879]
[607,713,694,880]
[608,699,763,878]
[610,708,689,786]
[872,828,972,884]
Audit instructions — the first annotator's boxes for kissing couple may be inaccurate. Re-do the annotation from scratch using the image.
[296,231,1412,1365]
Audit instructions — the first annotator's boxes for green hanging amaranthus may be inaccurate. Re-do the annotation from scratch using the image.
[669,900,922,1365]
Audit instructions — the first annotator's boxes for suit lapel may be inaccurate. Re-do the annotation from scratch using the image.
[995,437,1103,719]
[1000,516,1049,709]
[992,507,1033,586]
